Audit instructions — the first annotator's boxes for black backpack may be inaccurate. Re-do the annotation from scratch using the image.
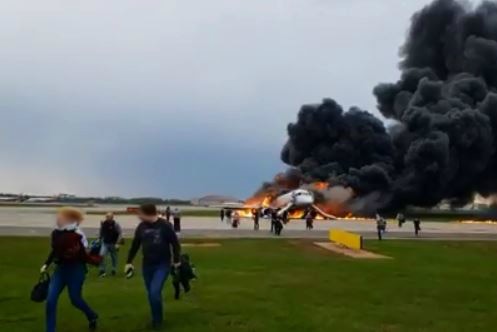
[30,272,50,303]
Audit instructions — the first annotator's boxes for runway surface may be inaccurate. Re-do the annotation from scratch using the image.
[1,215,497,240]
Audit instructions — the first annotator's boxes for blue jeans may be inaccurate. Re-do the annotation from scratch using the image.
[46,263,97,332]
[142,263,170,326]
[99,243,118,273]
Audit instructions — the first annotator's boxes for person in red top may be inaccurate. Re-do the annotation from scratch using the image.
[40,207,99,332]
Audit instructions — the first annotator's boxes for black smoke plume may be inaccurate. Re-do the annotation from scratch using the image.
[270,0,497,214]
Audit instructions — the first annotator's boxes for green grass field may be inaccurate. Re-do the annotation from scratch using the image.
[1,237,497,332]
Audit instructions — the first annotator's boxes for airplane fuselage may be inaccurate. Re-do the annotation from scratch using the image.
[271,189,314,212]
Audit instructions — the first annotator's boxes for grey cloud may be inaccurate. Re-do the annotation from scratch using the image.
[0,0,450,197]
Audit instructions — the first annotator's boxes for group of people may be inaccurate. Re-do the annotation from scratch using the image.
[220,208,318,234]
[269,209,285,235]
[396,213,422,236]
[40,204,186,332]
[219,208,241,228]
[375,212,422,240]
[220,208,287,234]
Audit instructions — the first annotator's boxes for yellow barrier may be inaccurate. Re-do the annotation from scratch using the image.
[329,229,363,250]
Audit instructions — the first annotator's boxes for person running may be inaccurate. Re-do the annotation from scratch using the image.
[413,218,421,236]
[98,212,122,277]
[274,215,284,236]
[220,209,225,222]
[165,206,171,222]
[40,207,99,332]
[172,207,182,233]
[376,213,387,240]
[305,210,314,230]
[125,204,181,330]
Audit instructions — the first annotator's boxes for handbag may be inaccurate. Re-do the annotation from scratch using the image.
[85,253,103,266]
[30,272,50,303]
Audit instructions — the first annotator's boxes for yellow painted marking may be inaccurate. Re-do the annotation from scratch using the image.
[329,229,363,250]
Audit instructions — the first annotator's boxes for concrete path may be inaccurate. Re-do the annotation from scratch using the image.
[1,216,497,240]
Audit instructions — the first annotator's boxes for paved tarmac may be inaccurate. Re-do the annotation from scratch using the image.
[1,216,497,240]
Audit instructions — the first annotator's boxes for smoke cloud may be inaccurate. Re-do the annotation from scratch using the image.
[269,0,497,214]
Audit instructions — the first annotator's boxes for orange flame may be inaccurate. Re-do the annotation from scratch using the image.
[237,209,255,218]
[459,220,497,224]
[311,181,329,190]
[261,196,272,207]
[244,193,274,208]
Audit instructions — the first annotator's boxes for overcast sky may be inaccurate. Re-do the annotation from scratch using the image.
[0,0,448,198]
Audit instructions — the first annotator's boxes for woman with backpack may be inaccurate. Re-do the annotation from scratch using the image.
[39,207,100,332]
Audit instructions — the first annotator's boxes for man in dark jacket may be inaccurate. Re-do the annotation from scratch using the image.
[305,209,314,230]
[273,211,284,236]
[98,212,122,277]
[252,209,260,230]
[125,204,181,330]
[413,218,421,236]
[172,208,182,232]
[270,209,277,233]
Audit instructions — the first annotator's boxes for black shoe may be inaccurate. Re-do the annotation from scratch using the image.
[89,317,98,331]
[111,271,116,276]
[98,271,106,278]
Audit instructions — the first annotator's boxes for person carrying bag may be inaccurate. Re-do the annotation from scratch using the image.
[40,207,100,332]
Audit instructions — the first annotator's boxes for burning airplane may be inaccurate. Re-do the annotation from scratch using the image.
[249,0,497,217]
[233,187,338,220]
